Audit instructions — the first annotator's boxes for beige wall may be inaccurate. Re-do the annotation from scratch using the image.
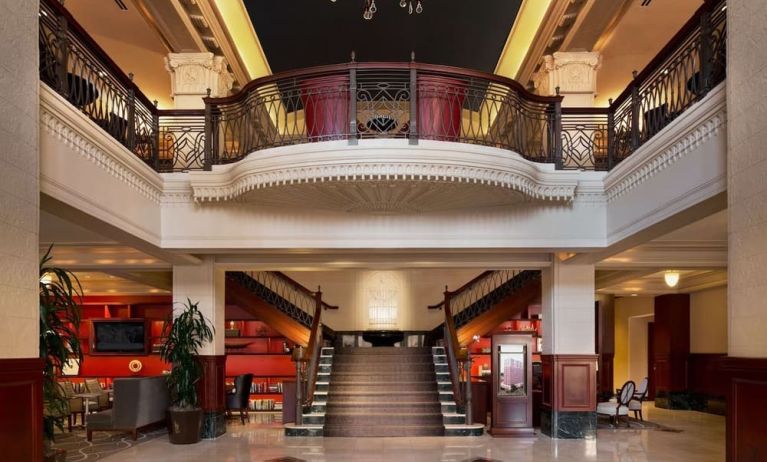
[690,286,728,354]
[727,0,767,358]
[614,296,654,388]
[284,269,481,332]
[0,0,39,358]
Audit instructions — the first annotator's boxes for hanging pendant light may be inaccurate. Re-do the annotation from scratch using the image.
[331,0,424,20]
[664,270,680,288]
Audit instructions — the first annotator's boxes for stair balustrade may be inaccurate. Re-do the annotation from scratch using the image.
[430,269,541,424]
[39,0,726,173]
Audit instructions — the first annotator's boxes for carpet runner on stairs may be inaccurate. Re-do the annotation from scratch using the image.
[323,346,445,437]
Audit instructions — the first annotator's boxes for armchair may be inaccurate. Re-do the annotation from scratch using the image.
[59,381,85,431]
[597,380,635,427]
[84,378,110,411]
[226,374,254,424]
[629,377,649,421]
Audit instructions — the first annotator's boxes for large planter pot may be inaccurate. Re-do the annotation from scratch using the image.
[168,407,203,444]
[417,75,466,141]
[300,75,350,140]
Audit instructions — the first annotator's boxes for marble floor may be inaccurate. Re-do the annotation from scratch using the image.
[102,404,725,462]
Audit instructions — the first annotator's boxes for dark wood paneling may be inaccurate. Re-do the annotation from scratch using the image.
[541,354,598,412]
[598,353,614,398]
[197,355,226,412]
[471,380,490,425]
[723,357,767,462]
[653,294,690,394]
[688,353,728,398]
[0,358,44,462]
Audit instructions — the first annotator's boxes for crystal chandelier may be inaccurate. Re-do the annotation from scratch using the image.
[330,0,424,20]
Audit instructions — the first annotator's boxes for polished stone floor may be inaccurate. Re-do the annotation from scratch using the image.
[103,404,725,461]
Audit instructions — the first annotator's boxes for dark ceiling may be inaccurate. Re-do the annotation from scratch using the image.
[245,0,522,74]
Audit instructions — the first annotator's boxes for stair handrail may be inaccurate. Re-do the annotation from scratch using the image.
[245,271,338,328]
[442,288,468,410]
[302,288,325,408]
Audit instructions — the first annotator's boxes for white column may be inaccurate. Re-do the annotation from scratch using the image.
[533,51,602,108]
[164,52,234,109]
[542,258,596,355]
[172,257,226,356]
[0,0,39,359]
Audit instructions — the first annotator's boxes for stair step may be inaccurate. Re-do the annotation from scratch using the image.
[325,412,444,426]
[329,382,437,392]
[335,347,432,355]
[444,424,485,437]
[325,402,442,413]
[284,424,323,437]
[324,424,445,437]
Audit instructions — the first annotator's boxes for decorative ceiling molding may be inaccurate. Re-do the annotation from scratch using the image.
[604,83,727,202]
[39,84,164,204]
[185,140,592,206]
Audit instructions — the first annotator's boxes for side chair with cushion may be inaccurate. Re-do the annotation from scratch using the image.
[629,377,649,421]
[226,373,254,424]
[84,378,110,411]
[597,380,635,427]
[59,381,85,431]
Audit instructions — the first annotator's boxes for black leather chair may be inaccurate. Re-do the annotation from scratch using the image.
[226,374,253,424]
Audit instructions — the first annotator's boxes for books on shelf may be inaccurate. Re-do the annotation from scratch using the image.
[248,398,282,411]
[249,381,283,393]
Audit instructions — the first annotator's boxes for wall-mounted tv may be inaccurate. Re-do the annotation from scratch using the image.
[90,319,148,354]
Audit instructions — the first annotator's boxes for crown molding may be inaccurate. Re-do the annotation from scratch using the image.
[185,139,598,205]
[39,84,164,204]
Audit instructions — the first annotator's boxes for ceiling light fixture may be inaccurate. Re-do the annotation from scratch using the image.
[664,270,680,288]
[330,0,424,21]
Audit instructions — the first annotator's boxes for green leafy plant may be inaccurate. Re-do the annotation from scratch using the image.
[39,245,83,442]
[159,299,214,409]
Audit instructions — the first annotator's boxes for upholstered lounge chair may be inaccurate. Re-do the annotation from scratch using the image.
[597,380,635,427]
[86,376,169,441]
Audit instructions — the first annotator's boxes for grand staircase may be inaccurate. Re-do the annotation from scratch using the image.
[324,346,444,437]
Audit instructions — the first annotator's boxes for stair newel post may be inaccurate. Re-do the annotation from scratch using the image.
[292,345,304,426]
[464,349,473,425]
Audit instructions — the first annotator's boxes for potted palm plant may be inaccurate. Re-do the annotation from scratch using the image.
[39,246,83,461]
[159,299,214,444]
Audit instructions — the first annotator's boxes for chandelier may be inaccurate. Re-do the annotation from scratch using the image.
[330,0,424,20]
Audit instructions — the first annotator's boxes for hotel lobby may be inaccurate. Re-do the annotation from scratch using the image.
[0,0,765,461]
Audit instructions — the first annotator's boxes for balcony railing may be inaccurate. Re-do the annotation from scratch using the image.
[39,0,725,173]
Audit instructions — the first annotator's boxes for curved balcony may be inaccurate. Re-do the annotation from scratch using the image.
[38,0,726,174]
[203,61,561,170]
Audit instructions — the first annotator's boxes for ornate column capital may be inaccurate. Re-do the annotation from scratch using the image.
[533,51,602,107]
[165,52,234,109]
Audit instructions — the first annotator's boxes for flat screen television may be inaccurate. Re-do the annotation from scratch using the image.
[90,319,148,354]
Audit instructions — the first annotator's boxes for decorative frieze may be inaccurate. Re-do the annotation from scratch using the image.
[165,52,234,109]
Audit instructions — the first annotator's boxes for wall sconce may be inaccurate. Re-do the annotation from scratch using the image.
[664,270,680,288]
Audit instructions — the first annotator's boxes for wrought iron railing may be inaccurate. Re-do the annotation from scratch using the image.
[39,0,725,174]
[203,60,561,168]
[562,0,727,170]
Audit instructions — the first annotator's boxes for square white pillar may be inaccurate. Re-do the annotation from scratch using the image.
[542,258,596,355]
[172,256,226,356]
